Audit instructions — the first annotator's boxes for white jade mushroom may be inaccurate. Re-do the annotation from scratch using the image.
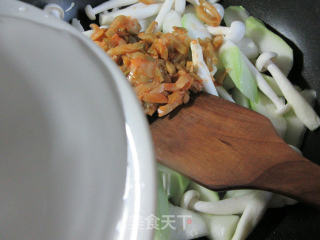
[85,0,138,20]
[190,40,218,96]
[175,0,186,14]
[181,190,273,240]
[242,52,289,114]
[207,21,245,43]
[224,41,289,114]
[256,52,320,130]
[237,37,259,59]
[99,3,162,25]
[216,86,235,103]
[155,0,174,31]
[182,190,248,215]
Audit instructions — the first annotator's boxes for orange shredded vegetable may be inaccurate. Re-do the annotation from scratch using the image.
[90,15,222,116]
[138,0,161,4]
[196,0,222,27]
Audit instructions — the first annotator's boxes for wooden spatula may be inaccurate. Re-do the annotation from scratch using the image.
[151,93,320,206]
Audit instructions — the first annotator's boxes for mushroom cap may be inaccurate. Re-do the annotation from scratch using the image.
[43,3,64,19]
[226,21,246,43]
[180,190,200,209]
[256,51,278,72]
[85,5,96,20]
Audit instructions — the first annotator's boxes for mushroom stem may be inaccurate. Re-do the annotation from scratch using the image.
[216,86,235,103]
[175,0,186,14]
[181,189,276,240]
[231,191,272,240]
[181,190,257,215]
[190,40,218,96]
[237,37,259,59]
[207,26,229,35]
[155,0,174,31]
[207,21,245,43]
[85,0,138,20]
[99,3,162,25]
[192,197,248,215]
[242,53,289,114]
[256,52,320,130]
[224,41,288,114]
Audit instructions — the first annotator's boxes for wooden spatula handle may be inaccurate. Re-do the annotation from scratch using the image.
[251,157,320,206]
[152,93,320,206]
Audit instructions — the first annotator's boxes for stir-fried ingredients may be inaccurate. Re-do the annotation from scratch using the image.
[90,15,223,116]
[74,1,320,239]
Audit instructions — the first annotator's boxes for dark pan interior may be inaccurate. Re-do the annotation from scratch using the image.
[22,0,320,239]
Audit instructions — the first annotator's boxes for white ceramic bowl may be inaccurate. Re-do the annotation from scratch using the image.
[0,1,156,239]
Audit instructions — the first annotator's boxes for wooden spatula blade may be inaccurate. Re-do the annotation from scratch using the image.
[151,93,320,206]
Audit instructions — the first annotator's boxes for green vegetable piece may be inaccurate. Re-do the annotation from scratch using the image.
[224,6,293,76]
[284,89,317,147]
[250,91,287,137]
[222,75,235,91]
[284,111,306,148]
[158,163,190,205]
[224,189,254,199]
[189,181,219,202]
[231,87,249,108]
[245,16,293,76]
[224,6,249,27]
[219,42,258,102]
[154,173,171,240]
